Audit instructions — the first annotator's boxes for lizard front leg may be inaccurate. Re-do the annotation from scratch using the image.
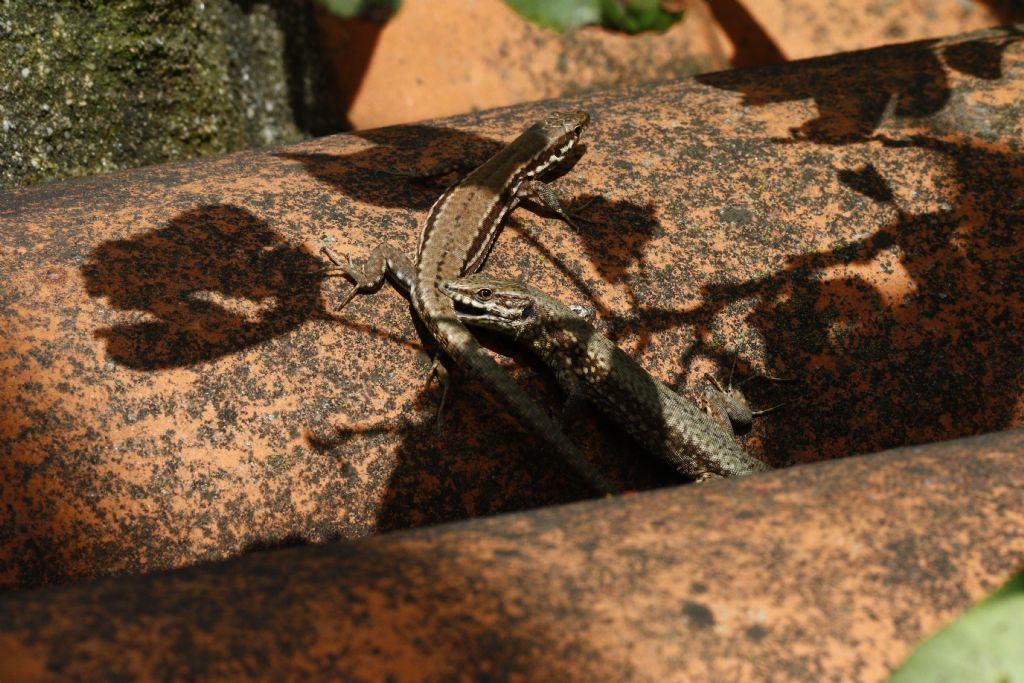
[517,180,595,231]
[320,243,416,309]
[322,244,455,426]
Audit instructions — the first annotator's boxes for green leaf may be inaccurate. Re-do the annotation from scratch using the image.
[505,0,682,33]
[504,0,602,32]
[316,0,401,21]
[600,0,683,33]
[888,571,1024,683]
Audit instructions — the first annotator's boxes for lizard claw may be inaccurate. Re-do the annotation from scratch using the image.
[335,284,360,311]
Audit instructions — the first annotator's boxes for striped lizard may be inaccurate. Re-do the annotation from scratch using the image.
[441,274,775,480]
[322,111,615,494]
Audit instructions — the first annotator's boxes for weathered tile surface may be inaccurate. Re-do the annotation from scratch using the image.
[1,27,1022,587]
[0,430,1021,681]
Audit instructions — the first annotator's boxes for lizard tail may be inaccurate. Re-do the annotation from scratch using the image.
[428,305,615,495]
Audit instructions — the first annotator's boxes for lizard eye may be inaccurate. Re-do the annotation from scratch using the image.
[476,288,492,300]
[573,125,583,137]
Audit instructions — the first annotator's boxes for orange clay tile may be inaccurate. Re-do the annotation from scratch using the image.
[0,429,1022,681]
[319,0,1022,131]
[1,26,1023,589]
[717,0,1023,65]
[319,0,730,130]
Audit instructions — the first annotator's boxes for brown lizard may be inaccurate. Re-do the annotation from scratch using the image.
[440,274,774,480]
[322,111,615,493]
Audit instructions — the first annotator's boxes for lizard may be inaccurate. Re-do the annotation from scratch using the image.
[440,273,774,480]
[704,362,790,435]
[321,110,616,494]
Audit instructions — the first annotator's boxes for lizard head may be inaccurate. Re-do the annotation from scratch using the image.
[541,110,590,141]
[526,110,590,174]
[440,274,537,335]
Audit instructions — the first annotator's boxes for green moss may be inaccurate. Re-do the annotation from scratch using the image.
[0,0,342,188]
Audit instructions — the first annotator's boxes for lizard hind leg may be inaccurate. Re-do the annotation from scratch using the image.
[703,361,796,435]
[423,354,452,432]
[703,367,751,434]
[734,371,796,418]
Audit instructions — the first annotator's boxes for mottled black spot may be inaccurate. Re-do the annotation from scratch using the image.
[718,206,752,225]
[746,624,768,641]
[682,601,715,629]
[690,581,707,594]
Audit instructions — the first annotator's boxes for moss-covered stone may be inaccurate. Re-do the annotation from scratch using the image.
[0,0,342,188]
